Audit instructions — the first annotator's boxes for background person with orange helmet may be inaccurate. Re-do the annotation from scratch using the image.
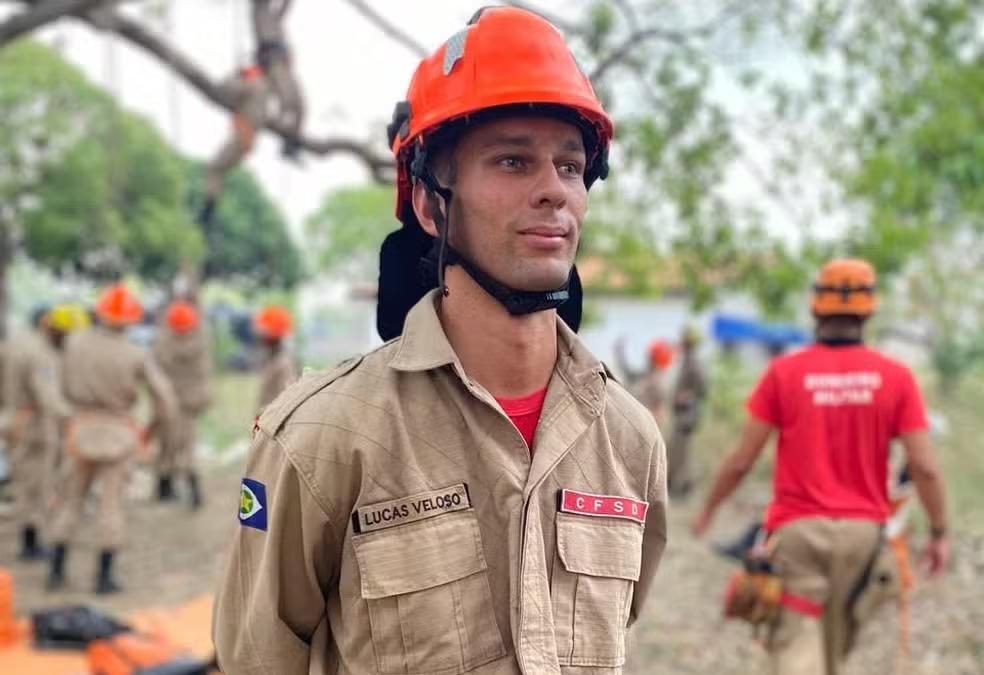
[152,300,214,508]
[252,304,297,415]
[692,258,949,675]
[615,335,675,427]
[214,8,667,674]
[1,303,85,561]
[199,62,270,226]
[47,283,176,595]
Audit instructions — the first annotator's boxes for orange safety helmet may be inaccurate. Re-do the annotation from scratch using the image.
[387,6,614,225]
[648,339,675,370]
[254,305,293,339]
[811,258,878,318]
[165,301,199,334]
[95,284,144,326]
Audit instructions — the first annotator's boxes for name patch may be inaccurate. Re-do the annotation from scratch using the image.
[352,483,471,534]
[558,489,648,525]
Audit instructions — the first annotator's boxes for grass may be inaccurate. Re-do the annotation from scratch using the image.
[198,372,259,457]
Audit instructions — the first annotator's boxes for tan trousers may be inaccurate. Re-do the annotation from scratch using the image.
[665,426,693,494]
[49,457,129,550]
[267,59,304,134]
[769,518,882,675]
[10,436,53,529]
[157,408,198,476]
[205,132,251,199]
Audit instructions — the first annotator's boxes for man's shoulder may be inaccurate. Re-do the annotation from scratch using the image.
[257,338,402,437]
[604,375,662,444]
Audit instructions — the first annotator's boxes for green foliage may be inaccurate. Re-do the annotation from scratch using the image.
[304,184,397,280]
[185,161,304,289]
[1,40,201,282]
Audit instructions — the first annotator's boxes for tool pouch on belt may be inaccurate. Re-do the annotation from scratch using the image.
[66,413,142,463]
[723,557,784,627]
[849,532,901,626]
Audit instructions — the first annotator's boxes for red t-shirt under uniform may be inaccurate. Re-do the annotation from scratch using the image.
[496,388,548,451]
[748,344,928,532]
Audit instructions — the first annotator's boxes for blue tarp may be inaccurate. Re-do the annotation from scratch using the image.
[711,313,811,347]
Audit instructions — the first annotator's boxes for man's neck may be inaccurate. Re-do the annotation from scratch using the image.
[439,266,558,399]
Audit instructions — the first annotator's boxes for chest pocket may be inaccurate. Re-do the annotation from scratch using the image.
[352,510,506,675]
[551,513,643,668]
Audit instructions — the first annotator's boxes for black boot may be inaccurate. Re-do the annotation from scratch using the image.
[46,544,67,591]
[157,476,177,502]
[187,472,203,511]
[20,526,50,561]
[95,550,123,595]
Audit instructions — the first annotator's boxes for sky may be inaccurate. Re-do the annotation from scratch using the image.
[17,0,573,240]
[3,0,842,251]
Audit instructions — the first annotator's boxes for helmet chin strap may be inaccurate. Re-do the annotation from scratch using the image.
[417,163,573,317]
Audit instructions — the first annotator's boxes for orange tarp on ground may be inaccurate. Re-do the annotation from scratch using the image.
[0,594,217,675]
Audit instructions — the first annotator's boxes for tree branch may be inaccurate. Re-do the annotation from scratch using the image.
[0,0,105,44]
[78,7,396,181]
[340,0,428,58]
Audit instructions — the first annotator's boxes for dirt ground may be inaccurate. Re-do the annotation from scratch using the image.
[2,460,982,674]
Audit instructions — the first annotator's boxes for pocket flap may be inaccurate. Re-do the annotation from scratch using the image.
[353,511,487,599]
[557,512,643,581]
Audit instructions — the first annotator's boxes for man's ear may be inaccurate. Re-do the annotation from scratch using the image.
[411,181,442,237]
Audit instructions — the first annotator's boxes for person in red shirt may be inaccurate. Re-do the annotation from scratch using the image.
[692,258,949,675]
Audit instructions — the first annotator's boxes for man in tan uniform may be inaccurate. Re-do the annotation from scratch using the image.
[3,305,85,560]
[666,324,707,497]
[152,300,213,508]
[252,305,297,415]
[199,63,270,226]
[251,0,304,160]
[214,8,668,674]
[47,284,176,594]
[615,337,674,427]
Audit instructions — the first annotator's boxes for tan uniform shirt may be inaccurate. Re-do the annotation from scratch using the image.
[672,352,707,429]
[3,332,71,449]
[62,327,175,423]
[215,291,668,675]
[632,369,667,419]
[219,74,270,130]
[256,349,297,414]
[153,325,213,415]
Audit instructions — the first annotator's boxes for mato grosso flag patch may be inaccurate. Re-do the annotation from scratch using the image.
[239,478,267,531]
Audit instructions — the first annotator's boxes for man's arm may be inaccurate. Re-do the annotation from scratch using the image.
[692,417,773,536]
[277,0,294,19]
[213,430,337,673]
[898,429,949,577]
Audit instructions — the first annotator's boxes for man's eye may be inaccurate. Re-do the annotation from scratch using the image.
[560,162,584,176]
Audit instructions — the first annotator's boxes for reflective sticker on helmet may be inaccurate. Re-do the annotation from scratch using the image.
[443,28,469,76]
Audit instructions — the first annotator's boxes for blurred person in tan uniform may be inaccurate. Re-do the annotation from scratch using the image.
[152,300,213,509]
[213,8,668,674]
[3,304,87,560]
[251,0,304,160]
[615,337,674,428]
[253,305,297,415]
[666,324,707,497]
[47,284,176,594]
[199,63,270,226]
[693,259,949,675]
